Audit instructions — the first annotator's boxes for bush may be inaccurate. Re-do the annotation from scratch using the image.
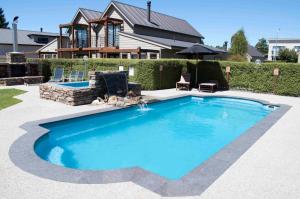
[226,54,247,62]
[31,58,300,96]
[278,49,298,63]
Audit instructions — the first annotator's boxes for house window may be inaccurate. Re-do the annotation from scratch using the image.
[150,53,158,59]
[131,53,138,59]
[108,24,120,47]
[76,29,88,48]
[36,37,49,44]
[294,46,300,52]
[272,46,285,56]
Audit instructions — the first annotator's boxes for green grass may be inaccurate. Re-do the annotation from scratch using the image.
[0,89,26,110]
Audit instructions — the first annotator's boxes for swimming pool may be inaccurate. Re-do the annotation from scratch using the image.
[34,96,275,180]
[58,81,89,88]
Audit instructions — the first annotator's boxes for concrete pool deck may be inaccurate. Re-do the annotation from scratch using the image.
[1,85,300,199]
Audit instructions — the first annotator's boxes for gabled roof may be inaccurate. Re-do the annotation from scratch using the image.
[107,1,203,38]
[0,28,60,46]
[247,45,264,57]
[119,32,198,49]
[71,8,102,23]
[79,8,103,21]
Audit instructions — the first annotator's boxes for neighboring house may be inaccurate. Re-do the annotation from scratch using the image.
[0,28,61,58]
[51,1,203,59]
[268,38,300,61]
[246,45,264,62]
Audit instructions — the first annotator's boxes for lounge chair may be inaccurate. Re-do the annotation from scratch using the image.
[199,80,218,93]
[49,67,64,82]
[176,73,191,91]
[68,71,78,82]
[77,71,84,81]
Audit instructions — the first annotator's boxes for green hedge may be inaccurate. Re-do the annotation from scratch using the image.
[31,58,300,96]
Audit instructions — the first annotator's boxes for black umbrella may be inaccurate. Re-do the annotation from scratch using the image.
[177,44,227,86]
[177,43,226,56]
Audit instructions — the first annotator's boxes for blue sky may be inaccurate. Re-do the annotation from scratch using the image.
[2,0,300,46]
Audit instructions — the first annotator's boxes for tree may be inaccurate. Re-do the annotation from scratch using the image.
[255,38,268,55]
[0,8,9,28]
[278,48,298,63]
[230,29,248,56]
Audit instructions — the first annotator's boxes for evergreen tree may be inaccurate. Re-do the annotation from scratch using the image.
[0,8,9,29]
[255,38,268,55]
[230,29,248,56]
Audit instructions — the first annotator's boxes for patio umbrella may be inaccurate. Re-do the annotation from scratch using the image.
[177,44,227,86]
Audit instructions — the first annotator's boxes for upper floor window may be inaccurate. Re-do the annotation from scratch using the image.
[294,46,300,52]
[76,29,88,48]
[36,37,49,44]
[108,24,121,47]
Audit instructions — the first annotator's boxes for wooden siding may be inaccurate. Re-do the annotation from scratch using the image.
[119,34,162,51]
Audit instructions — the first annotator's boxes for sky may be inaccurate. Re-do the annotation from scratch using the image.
[1,0,300,46]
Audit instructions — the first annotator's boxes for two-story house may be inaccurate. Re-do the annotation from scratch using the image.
[54,1,204,59]
[268,38,300,61]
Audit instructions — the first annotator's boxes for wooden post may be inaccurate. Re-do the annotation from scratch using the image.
[226,66,231,82]
[273,68,280,94]
[59,27,62,58]
[105,20,108,47]
[88,23,92,47]
[137,47,141,59]
[72,25,75,48]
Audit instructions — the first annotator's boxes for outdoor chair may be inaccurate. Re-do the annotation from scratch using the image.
[77,71,84,81]
[68,71,78,82]
[49,67,64,82]
[176,73,191,91]
[199,80,218,93]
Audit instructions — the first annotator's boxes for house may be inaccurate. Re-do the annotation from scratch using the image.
[53,1,203,59]
[268,38,300,61]
[246,45,264,62]
[0,28,61,59]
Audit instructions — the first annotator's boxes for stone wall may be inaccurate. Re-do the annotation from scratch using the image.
[0,76,43,86]
[39,83,96,106]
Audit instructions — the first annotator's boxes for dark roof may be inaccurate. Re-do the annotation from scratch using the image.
[0,28,61,46]
[247,45,264,57]
[111,1,203,38]
[78,8,102,21]
[119,32,198,48]
[177,44,227,55]
[269,38,300,44]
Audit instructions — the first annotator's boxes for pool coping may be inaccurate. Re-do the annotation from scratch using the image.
[9,94,291,197]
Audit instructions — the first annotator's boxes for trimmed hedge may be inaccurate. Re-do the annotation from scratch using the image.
[30,58,300,96]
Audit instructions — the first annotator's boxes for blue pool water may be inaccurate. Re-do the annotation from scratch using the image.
[35,96,274,179]
[58,81,89,88]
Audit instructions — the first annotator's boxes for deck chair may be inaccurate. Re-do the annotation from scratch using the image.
[68,71,78,82]
[49,67,64,82]
[176,73,191,91]
[77,71,84,81]
[199,80,218,93]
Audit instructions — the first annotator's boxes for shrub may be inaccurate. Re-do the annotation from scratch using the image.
[227,54,247,62]
[278,49,298,63]
[31,58,300,96]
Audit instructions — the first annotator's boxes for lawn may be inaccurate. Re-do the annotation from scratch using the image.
[0,89,26,110]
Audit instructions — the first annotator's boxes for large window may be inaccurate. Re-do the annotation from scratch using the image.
[272,46,285,56]
[294,46,300,52]
[108,24,120,47]
[76,29,88,48]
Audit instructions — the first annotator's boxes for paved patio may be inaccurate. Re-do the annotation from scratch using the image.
[1,85,300,199]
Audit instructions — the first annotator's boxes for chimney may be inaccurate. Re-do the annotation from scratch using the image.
[40,27,43,32]
[223,41,228,51]
[147,1,151,22]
